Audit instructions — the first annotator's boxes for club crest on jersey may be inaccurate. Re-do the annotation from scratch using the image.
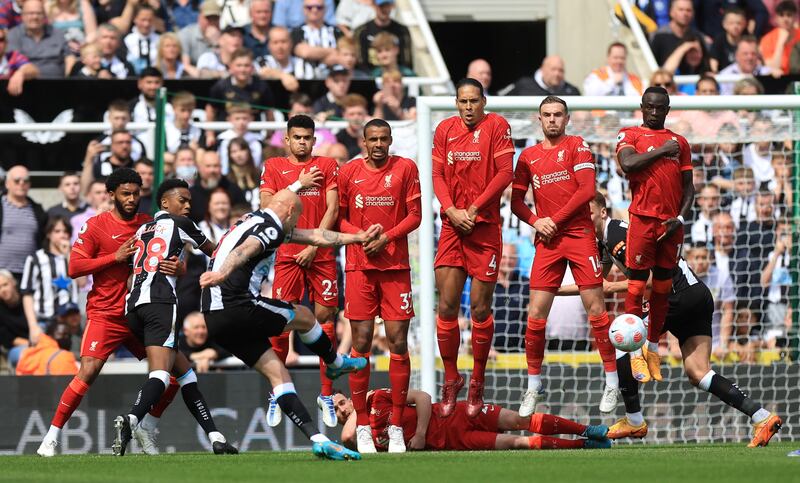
[472,129,481,143]
[504,127,512,139]
[384,174,393,188]
[557,150,565,162]
[617,132,625,142]
[89,341,98,352]
[647,146,655,152]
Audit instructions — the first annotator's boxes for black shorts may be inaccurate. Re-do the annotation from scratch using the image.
[663,283,714,346]
[203,296,295,367]
[127,303,178,349]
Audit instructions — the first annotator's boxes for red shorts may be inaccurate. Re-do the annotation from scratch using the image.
[344,269,413,321]
[626,213,683,270]
[434,222,503,283]
[428,401,501,451]
[530,231,602,292]
[273,259,338,307]
[80,317,146,361]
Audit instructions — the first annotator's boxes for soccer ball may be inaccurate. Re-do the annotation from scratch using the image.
[608,314,647,352]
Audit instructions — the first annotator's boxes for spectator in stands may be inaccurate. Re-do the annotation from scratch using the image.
[268,92,336,152]
[160,91,203,155]
[243,0,272,58]
[220,0,250,28]
[491,242,529,353]
[291,0,342,78]
[70,42,114,78]
[98,99,146,160]
[649,0,708,76]
[334,35,369,78]
[703,124,742,195]
[8,0,74,77]
[335,0,374,37]
[156,32,194,78]
[771,151,793,212]
[372,68,414,120]
[694,0,768,41]
[226,137,261,209]
[205,47,274,124]
[679,75,739,138]
[369,31,412,77]
[690,184,721,246]
[254,26,307,88]
[217,104,263,173]
[743,116,776,189]
[328,142,349,166]
[0,166,46,284]
[273,0,334,29]
[47,172,87,221]
[15,319,78,375]
[188,151,247,222]
[81,129,134,193]
[179,312,230,373]
[648,68,678,95]
[730,166,757,228]
[0,25,39,95]
[169,0,199,29]
[76,23,133,79]
[760,0,800,76]
[760,216,791,349]
[0,269,30,368]
[710,6,747,72]
[123,4,159,74]
[197,25,244,78]
[179,0,220,68]
[354,0,410,71]
[711,211,736,283]
[0,0,22,30]
[134,159,154,214]
[502,55,580,96]
[173,146,198,183]
[69,180,109,244]
[47,0,97,53]
[312,63,351,118]
[129,67,174,129]
[583,42,643,97]
[719,36,772,94]
[466,58,492,94]
[335,92,367,159]
[20,216,77,345]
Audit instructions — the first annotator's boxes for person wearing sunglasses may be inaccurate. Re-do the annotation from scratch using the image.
[0,166,48,285]
[0,25,39,95]
[273,0,335,29]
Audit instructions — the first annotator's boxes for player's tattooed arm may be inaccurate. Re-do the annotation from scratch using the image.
[198,238,263,288]
[289,224,382,247]
[616,139,680,174]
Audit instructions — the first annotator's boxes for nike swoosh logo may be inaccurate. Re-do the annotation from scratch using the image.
[485,271,496,276]
[111,234,123,239]
[323,296,335,301]
[643,134,655,137]
[448,136,459,141]
[354,179,365,184]
[530,158,540,164]
[281,170,293,175]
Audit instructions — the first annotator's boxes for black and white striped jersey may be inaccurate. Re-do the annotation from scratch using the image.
[126,211,208,312]
[201,209,286,312]
[20,249,78,320]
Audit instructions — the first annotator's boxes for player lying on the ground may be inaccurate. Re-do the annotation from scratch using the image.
[333,388,611,452]
[558,193,782,447]
[199,189,382,460]
[113,178,237,456]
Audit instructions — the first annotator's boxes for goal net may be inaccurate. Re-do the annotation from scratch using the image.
[400,94,800,444]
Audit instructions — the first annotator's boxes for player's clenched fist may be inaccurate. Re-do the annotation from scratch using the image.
[445,207,475,234]
[660,139,680,158]
[114,235,138,262]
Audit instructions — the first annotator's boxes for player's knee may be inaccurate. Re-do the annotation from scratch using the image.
[470,303,491,322]
[437,300,460,320]
[387,337,408,355]
[291,305,315,330]
[77,358,103,384]
[315,305,337,323]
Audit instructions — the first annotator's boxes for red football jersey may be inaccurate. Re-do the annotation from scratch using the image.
[514,135,595,234]
[72,211,152,322]
[338,155,421,271]
[615,126,692,220]
[432,112,514,224]
[259,156,338,262]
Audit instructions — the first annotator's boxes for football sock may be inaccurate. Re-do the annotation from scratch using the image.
[436,316,460,382]
[129,370,170,422]
[149,376,179,417]
[624,279,646,318]
[177,369,218,434]
[528,436,584,450]
[527,374,542,392]
[298,322,338,366]
[52,377,89,428]
[699,370,762,420]
[208,431,226,444]
[626,412,645,427]
[471,315,494,383]
[389,352,410,426]
[529,413,587,436]
[349,350,371,426]
[525,317,547,379]
[319,322,337,396]
[589,312,618,382]
[616,353,642,414]
[269,332,291,364]
[647,278,671,344]
[276,392,317,440]
[45,425,61,443]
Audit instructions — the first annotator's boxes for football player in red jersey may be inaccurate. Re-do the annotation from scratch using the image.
[37,169,181,457]
[511,96,619,416]
[260,114,341,428]
[333,389,611,452]
[432,78,514,418]
[615,86,694,383]
[338,119,421,453]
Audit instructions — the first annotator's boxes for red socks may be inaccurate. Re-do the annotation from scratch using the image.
[52,377,89,428]
[149,376,179,417]
[436,316,460,382]
[525,318,547,375]
[471,315,494,383]
[529,413,587,436]
[624,279,646,318]
[589,312,617,373]
[389,352,410,426]
[349,350,371,426]
[648,278,672,344]
[528,435,585,450]
[319,323,336,396]
[270,332,291,364]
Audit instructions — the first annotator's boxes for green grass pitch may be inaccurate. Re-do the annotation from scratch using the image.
[4,443,800,483]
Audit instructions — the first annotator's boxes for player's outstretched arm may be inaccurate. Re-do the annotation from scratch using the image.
[616,139,679,174]
[406,390,432,450]
[199,237,264,288]
[289,224,382,248]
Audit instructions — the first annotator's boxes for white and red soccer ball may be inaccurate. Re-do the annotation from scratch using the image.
[608,314,647,352]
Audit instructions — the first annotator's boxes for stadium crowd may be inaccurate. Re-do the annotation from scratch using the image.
[0,0,796,375]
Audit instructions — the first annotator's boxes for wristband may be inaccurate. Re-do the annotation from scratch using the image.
[288,180,302,193]
[676,215,685,225]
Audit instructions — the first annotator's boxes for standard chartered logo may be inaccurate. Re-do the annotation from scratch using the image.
[355,194,364,209]
[354,193,394,209]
